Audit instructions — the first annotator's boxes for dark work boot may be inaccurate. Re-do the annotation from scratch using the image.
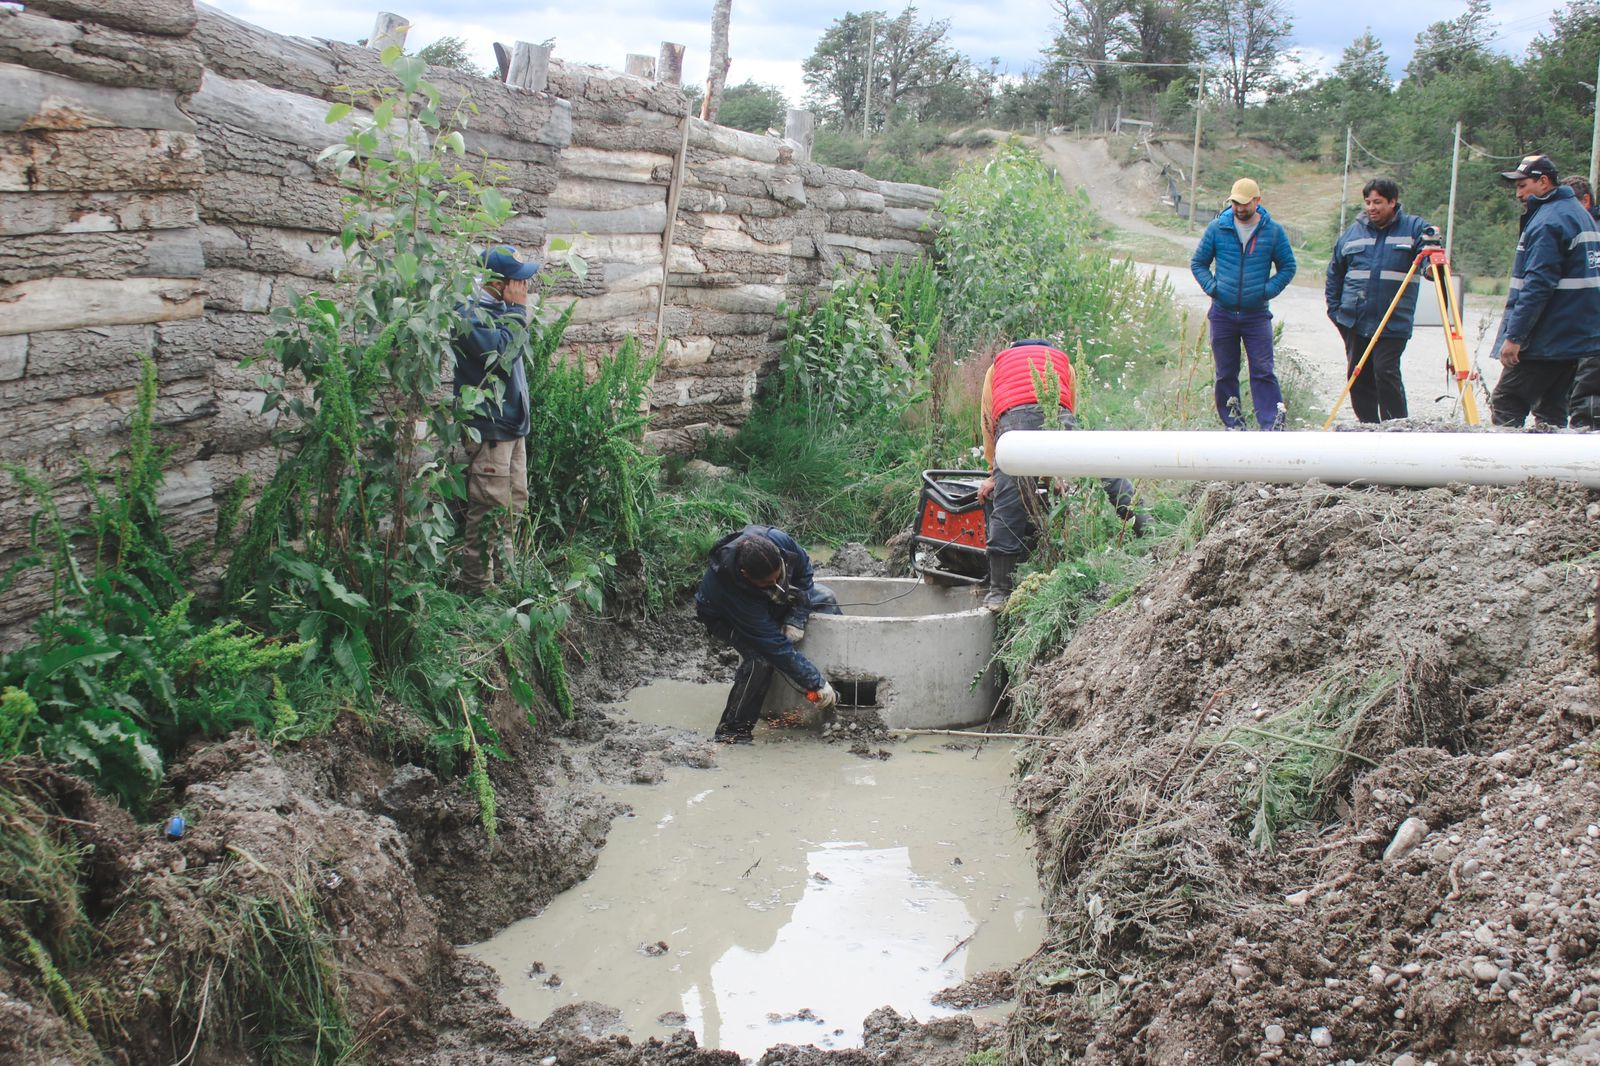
[982,553,1021,612]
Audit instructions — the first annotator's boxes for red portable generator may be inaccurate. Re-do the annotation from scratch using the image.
[911,469,989,585]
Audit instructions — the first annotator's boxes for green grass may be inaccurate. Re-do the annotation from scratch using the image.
[189,860,356,1066]
[1210,669,1395,851]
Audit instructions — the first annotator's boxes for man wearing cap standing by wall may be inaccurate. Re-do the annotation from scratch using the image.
[1190,177,1297,430]
[1489,154,1600,428]
[453,244,540,591]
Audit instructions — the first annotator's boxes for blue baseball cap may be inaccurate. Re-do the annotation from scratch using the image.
[480,245,541,280]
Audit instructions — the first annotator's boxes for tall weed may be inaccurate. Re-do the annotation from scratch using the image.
[715,258,947,542]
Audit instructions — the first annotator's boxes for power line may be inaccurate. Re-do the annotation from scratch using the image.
[1056,54,1203,69]
[1348,130,1426,169]
[1460,140,1527,161]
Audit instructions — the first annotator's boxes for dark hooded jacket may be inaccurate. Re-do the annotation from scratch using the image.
[694,525,824,691]
[451,294,530,441]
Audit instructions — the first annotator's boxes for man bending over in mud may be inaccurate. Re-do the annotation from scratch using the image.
[694,526,840,744]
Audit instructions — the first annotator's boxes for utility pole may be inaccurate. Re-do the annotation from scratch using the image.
[1591,52,1600,189]
[1187,68,1204,234]
[862,14,875,140]
[1339,126,1352,232]
[1446,121,1462,260]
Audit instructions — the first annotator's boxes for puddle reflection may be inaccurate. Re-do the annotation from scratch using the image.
[465,680,1041,1060]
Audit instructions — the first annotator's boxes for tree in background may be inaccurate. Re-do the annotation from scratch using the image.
[1406,0,1495,83]
[1051,0,1127,102]
[685,80,790,133]
[803,7,971,131]
[1124,0,1202,91]
[803,11,876,128]
[413,35,487,78]
[1523,0,1600,171]
[1201,0,1293,123]
[1047,0,1206,127]
[1305,29,1392,131]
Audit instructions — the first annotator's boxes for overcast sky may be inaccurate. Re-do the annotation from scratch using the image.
[203,0,1568,105]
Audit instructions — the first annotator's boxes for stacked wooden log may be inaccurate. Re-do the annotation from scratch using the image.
[0,0,209,633]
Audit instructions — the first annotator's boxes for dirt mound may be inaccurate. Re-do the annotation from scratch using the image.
[1005,478,1600,1063]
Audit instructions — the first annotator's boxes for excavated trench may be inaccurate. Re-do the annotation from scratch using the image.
[467,653,1041,1057]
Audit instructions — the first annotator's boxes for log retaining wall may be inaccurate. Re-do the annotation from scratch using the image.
[0,0,937,638]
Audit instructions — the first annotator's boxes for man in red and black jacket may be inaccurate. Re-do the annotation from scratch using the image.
[975,340,1147,611]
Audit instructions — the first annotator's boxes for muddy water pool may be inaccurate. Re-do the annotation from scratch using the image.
[465,679,1043,1060]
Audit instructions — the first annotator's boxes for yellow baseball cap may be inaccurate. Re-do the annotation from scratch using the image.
[1228,178,1261,204]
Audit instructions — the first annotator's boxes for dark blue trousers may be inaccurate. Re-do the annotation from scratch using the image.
[1209,306,1282,429]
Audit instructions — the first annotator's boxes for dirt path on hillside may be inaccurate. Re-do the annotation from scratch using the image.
[1037,135,1196,250]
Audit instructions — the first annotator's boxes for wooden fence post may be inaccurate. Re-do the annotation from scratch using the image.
[657,42,685,86]
[507,42,552,91]
[784,109,815,163]
[369,11,409,52]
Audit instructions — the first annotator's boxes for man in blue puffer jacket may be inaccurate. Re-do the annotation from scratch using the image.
[1191,177,1298,429]
[1489,154,1600,427]
[1325,178,1434,423]
[695,526,841,743]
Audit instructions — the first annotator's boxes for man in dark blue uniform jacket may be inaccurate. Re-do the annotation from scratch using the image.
[1490,154,1600,427]
[1325,178,1434,423]
[452,245,538,590]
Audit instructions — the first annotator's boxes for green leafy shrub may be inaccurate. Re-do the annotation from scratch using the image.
[524,316,658,558]
[778,258,940,421]
[1,361,313,808]
[710,257,946,542]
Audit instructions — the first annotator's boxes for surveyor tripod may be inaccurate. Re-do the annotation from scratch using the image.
[1324,238,1483,427]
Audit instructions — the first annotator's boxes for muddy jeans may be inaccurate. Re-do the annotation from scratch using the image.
[463,437,528,592]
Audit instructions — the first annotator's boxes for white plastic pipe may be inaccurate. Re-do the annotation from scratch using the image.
[995,430,1600,489]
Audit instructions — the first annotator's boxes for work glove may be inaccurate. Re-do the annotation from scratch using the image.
[808,682,838,710]
[783,623,806,643]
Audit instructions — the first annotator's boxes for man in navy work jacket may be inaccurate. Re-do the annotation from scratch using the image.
[1489,154,1600,428]
[1190,177,1297,430]
[452,245,539,592]
[695,526,840,744]
[1325,178,1435,422]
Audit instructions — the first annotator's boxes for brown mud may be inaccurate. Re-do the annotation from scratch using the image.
[1007,478,1600,1064]
[4,475,1598,1065]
